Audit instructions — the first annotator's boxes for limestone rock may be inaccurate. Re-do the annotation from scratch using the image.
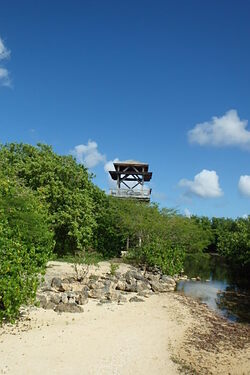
[54,303,83,313]
[136,280,151,292]
[51,277,64,292]
[129,296,144,303]
[150,280,174,293]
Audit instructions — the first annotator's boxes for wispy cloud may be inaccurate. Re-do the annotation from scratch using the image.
[238,175,250,197]
[184,208,192,218]
[188,110,250,150]
[0,37,11,87]
[71,140,106,168]
[179,169,223,198]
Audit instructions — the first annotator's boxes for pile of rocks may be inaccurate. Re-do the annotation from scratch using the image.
[36,267,176,313]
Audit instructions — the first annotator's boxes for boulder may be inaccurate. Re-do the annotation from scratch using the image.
[129,296,144,303]
[44,301,57,310]
[116,280,127,291]
[136,280,151,292]
[36,293,49,308]
[61,292,68,304]
[145,273,161,283]
[54,303,83,313]
[49,292,62,305]
[125,281,138,293]
[75,291,88,305]
[161,275,176,286]
[51,277,64,292]
[125,270,145,281]
[150,280,175,292]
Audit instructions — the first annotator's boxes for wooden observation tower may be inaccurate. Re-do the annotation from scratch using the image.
[109,160,152,202]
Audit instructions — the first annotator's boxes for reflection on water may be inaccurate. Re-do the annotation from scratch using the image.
[176,254,250,323]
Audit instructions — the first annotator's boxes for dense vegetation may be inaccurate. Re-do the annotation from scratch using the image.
[0,142,249,322]
[191,216,250,266]
[0,173,54,323]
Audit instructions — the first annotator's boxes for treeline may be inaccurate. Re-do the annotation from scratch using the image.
[0,143,249,322]
[191,216,250,266]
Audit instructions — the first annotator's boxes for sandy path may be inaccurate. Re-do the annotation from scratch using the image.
[0,294,190,375]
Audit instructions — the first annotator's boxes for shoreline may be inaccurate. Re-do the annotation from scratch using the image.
[0,261,249,375]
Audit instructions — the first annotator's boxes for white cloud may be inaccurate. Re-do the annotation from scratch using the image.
[104,158,119,173]
[179,169,223,198]
[188,110,250,150]
[104,158,120,188]
[238,175,250,197]
[71,140,106,168]
[242,214,248,219]
[0,37,10,60]
[184,208,191,218]
[0,67,10,87]
[0,37,11,87]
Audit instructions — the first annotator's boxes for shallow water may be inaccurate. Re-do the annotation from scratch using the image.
[176,254,250,323]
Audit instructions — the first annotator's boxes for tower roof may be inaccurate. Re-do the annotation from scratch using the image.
[113,160,149,172]
[109,160,152,181]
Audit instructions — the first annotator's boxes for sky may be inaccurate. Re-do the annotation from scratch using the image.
[0,0,250,218]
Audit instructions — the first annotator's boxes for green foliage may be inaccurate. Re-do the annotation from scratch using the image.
[0,143,99,255]
[0,175,54,323]
[109,263,119,276]
[127,238,185,275]
[91,189,127,257]
[216,217,250,266]
[106,198,210,274]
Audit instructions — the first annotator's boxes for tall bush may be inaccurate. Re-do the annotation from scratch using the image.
[0,175,54,323]
[0,143,98,254]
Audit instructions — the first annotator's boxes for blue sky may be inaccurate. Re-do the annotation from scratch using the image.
[0,0,250,218]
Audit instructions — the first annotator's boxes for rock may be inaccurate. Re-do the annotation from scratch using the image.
[98,299,112,304]
[49,292,61,305]
[61,293,68,304]
[106,290,120,302]
[191,278,196,281]
[145,273,161,282]
[39,281,53,292]
[137,291,151,298]
[51,277,64,291]
[62,277,76,283]
[136,280,151,292]
[54,303,83,313]
[129,296,144,303]
[88,288,105,299]
[116,280,127,291]
[125,270,145,281]
[196,276,201,281]
[125,281,138,293]
[66,292,76,304]
[36,293,49,308]
[102,280,116,294]
[161,275,176,285]
[117,294,127,303]
[44,301,56,310]
[150,280,175,293]
[88,280,105,290]
[75,291,88,305]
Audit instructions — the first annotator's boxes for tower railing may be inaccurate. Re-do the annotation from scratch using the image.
[109,188,151,199]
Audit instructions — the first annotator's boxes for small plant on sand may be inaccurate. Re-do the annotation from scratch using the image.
[110,263,119,276]
[72,251,89,282]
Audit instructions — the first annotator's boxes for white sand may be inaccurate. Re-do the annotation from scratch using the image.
[1,261,249,375]
[0,294,190,375]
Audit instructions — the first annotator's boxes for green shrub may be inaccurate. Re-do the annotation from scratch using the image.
[0,143,98,255]
[217,217,250,266]
[127,238,185,275]
[0,175,54,323]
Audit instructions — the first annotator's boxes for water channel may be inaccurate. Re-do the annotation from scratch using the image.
[176,254,250,323]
